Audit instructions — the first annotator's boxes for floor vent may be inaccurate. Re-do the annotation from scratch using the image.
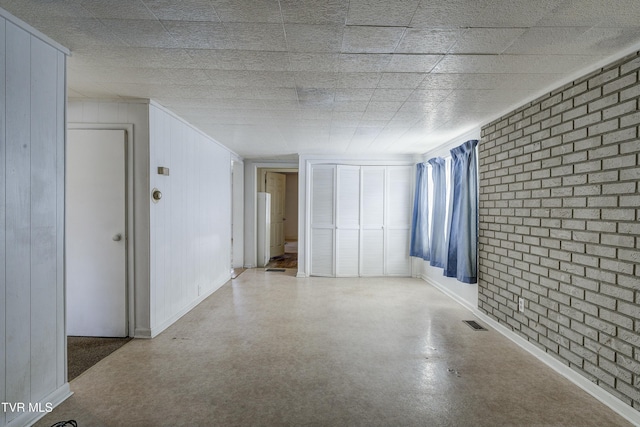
[265,268,286,272]
[463,320,487,331]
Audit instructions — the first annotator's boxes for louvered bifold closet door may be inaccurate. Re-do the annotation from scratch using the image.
[310,165,335,277]
[336,166,360,277]
[386,166,413,276]
[360,167,385,276]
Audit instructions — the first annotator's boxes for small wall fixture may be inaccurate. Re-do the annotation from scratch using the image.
[157,167,170,176]
[152,188,162,203]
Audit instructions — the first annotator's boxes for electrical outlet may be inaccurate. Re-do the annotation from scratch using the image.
[518,297,524,312]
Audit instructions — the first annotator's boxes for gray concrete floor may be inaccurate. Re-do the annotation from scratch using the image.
[36,269,631,426]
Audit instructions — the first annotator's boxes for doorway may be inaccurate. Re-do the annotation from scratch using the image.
[257,168,298,269]
[66,128,128,337]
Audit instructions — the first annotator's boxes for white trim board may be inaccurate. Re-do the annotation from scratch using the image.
[16,384,71,427]
[425,276,640,427]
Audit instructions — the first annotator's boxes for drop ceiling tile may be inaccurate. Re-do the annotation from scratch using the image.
[361,111,396,122]
[346,0,419,26]
[237,51,290,71]
[184,49,246,70]
[280,0,348,24]
[289,53,340,72]
[337,54,392,72]
[228,23,287,51]
[294,72,339,88]
[162,21,234,49]
[417,74,464,89]
[285,24,344,52]
[536,0,640,27]
[336,73,382,88]
[142,0,219,21]
[475,0,562,27]
[69,46,200,69]
[80,0,157,19]
[377,73,425,89]
[21,17,126,49]
[432,54,601,74]
[161,68,212,84]
[410,0,491,28]
[395,29,462,54]
[211,0,282,23]
[100,19,179,48]
[296,88,336,107]
[334,88,375,102]
[341,27,405,54]
[407,89,451,103]
[332,111,364,121]
[332,101,369,112]
[385,54,442,73]
[366,101,403,112]
[0,0,92,19]
[506,27,640,56]
[251,87,299,101]
[370,89,413,102]
[450,28,528,54]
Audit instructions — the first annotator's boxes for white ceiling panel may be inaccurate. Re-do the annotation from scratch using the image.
[346,0,420,27]
[3,0,640,158]
[341,26,406,54]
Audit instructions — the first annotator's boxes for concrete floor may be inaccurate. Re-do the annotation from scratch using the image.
[36,269,631,427]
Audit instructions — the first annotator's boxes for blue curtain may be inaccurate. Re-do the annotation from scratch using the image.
[409,162,430,260]
[428,157,447,268]
[444,139,478,283]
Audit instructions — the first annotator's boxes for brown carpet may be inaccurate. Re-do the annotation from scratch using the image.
[67,336,132,381]
[266,253,297,269]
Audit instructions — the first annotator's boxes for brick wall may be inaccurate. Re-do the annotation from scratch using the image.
[479,52,640,410]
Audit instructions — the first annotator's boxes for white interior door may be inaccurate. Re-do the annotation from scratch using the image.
[66,129,127,337]
[386,166,413,275]
[266,171,286,258]
[310,165,335,277]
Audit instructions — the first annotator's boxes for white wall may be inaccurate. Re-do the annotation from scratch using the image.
[149,102,232,337]
[67,100,151,337]
[0,9,70,427]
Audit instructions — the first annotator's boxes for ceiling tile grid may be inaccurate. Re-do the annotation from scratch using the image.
[2,0,640,157]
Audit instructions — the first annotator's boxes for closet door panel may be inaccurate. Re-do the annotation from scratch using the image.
[311,228,334,276]
[385,166,412,275]
[336,229,359,277]
[336,166,360,277]
[361,229,384,276]
[310,165,335,277]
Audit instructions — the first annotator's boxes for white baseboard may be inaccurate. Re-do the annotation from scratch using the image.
[134,327,152,338]
[423,275,640,427]
[18,383,72,427]
[296,271,306,278]
[149,276,229,338]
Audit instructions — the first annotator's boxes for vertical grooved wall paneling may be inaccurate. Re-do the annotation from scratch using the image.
[1,10,68,426]
[479,52,640,411]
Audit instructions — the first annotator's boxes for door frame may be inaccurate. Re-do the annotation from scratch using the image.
[67,123,135,337]
[244,162,298,271]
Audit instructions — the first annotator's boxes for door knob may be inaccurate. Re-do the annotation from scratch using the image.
[113,233,123,241]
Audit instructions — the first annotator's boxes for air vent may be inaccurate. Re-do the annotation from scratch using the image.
[265,268,286,272]
[463,320,487,331]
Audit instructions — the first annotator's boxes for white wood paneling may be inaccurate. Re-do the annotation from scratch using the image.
[5,21,33,416]
[1,11,70,427]
[30,36,59,400]
[148,103,232,336]
[0,16,6,427]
